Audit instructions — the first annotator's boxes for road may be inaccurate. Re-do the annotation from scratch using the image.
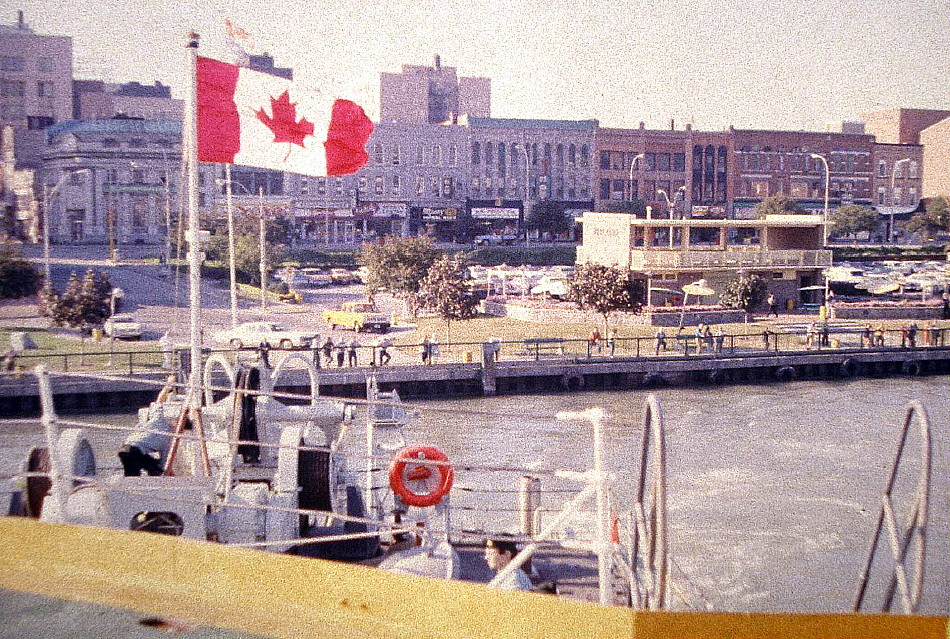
[16,244,413,349]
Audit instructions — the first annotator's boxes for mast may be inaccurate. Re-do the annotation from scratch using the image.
[185,31,202,408]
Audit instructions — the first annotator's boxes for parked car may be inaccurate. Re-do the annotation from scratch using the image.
[299,267,332,287]
[323,301,391,333]
[330,268,357,285]
[213,322,317,349]
[103,314,143,340]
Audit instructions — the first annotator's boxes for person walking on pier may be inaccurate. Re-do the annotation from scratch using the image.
[767,292,778,317]
[655,328,667,355]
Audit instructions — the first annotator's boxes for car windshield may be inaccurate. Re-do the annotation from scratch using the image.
[268,324,287,331]
[113,316,134,323]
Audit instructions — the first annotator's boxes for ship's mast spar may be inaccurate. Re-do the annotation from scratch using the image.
[185,31,202,412]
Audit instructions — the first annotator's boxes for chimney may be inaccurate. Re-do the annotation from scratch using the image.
[434,54,441,70]
[17,10,24,28]
[670,118,675,130]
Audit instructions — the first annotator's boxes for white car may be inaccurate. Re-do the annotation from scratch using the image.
[103,314,143,339]
[213,322,317,349]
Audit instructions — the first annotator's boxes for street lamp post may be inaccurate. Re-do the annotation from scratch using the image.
[809,153,830,246]
[628,152,645,211]
[108,286,124,366]
[258,186,266,312]
[42,168,89,288]
[217,169,239,328]
[656,185,686,219]
[889,158,911,243]
[521,139,532,243]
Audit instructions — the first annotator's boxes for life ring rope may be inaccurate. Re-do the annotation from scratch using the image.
[389,445,454,508]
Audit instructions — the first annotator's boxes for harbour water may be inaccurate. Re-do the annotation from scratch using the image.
[1,375,947,615]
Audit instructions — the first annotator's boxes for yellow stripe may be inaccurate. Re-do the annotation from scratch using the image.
[0,518,945,639]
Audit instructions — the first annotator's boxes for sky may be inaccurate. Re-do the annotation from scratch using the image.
[14,0,950,132]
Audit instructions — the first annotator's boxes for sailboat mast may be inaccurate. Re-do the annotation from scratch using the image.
[185,32,202,407]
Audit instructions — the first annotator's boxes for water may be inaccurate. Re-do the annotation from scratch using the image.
[1,376,947,614]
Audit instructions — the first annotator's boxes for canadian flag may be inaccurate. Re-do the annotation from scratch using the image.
[196,56,374,176]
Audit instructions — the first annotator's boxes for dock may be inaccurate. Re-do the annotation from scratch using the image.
[0,344,947,416]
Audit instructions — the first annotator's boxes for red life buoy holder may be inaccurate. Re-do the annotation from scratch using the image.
[389,445,454,508]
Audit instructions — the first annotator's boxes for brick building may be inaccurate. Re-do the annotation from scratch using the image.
[920,117,950,200]
[380,56,490,125]
[862,108,950,145]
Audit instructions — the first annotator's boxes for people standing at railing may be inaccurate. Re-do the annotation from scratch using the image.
[1,347,16,372]
[655,328,667,355]
[335,340,346,367]
[429,335,440,363]
[377,337,392,365]
[588,327,602,355]
[714,327,725,353]
[762,329,773,351]
[875,325,886,347]
[348,338,360,367]
[900,325,909,348]
[908,323,918,348]
[928,323,940,346]
[694,324,705,353]
[420,335,431,364]
[820,323,830,347]
[805,322,817,349]
[321,337,334,365]
[608,328,618,356]
[767,292,778,317]
[861,324,872,348]
[703,324,714,351]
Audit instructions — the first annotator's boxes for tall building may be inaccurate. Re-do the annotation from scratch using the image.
[920,117,950,199]
[861,108,950,145]
[380,55,490,124]
[73,80,183,121]
[0,11,72,130]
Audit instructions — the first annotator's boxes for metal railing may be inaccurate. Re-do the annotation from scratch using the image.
[630,249,833,270]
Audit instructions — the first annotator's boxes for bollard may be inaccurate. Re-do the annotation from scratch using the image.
[518,476,541,575]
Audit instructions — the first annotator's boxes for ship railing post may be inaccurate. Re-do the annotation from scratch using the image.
[36,365,67,517]
[519,475,542,575]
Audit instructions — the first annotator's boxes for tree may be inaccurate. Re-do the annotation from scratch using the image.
[601,199,647,215]
[569,263,636,333]
[43,268,113,330]
[526,201,571,235]
[359,236,442,313]
[752,195,801,217]
[719,274,769,318]
[0,243,39,299]
[205,231,287,285]
[905,197,950,240]
[830,204,880,241]
[418,255,479,344]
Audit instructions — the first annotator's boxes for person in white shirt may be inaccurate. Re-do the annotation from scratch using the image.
[484,537,532,591]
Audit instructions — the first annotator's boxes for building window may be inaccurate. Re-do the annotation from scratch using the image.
[878,160,886,177]
[67,171,83,186]
[599,151,610,170]
[317,178,327,195]
[1,80,25,97]
[672,153,686,172]
[391,145,401,165]
[471,142,480,165]
[877,187,885,205]
[644,153,656,172]
[485,142,493,165]
[910,161,919,179]
[568,144,576,167]
[416,177,425,197]
[893,162,903,179]
[556,144,563,166]
[430,176,439,197]
[0,56,24,72]
[432,145,442,165]
[199,193,206,208]
[373,143,384,165]
[299,177,309,195]
[893,187,901,205]
[448,144,458,167]
[908,187,917,205]
[37,81,54,98]
[442,177,453,198]
[374,176,384,195]
[37,57,53,72]
[335,178,343,195]
[103,138,120,148]
[471,176,480,196]
[581,145,589,167]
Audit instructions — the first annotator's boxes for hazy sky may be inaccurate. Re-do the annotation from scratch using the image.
[14,0,950,131]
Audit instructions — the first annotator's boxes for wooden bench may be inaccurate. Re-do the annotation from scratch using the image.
[523,338,566,358]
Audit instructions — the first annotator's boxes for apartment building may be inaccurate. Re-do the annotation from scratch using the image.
[0,12,72,131]
[920,117,950,200]
[380,56,490,125]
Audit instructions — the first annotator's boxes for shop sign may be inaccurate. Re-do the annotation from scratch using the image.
[421,207,458,221]
[471,207,520,220]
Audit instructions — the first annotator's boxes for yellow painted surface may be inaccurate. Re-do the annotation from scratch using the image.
[0,518,946,639]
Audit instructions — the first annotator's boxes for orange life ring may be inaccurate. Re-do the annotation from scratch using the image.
[389,445,454,508]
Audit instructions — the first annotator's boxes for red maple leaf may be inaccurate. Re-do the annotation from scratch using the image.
[255,90,315,148]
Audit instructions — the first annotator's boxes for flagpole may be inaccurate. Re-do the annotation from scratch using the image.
[185,31,203,409]
[225,164,238,328]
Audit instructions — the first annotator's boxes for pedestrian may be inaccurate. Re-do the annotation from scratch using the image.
[655,328,667,355]
[312,342,322,369]
[335,340,346,367]
[420,335,431,365]
[377,338,392,365]
[321,336,334,364]
[1,347,17,372]
[694,324,705,353]
[805,322,817,349]
[484,537,532,592]
[608,328,619,356]
[348,338,360,366]
[589,327,602,354]
[767,292,778,317]
[928,322,939,347]
[703,324,713,351]
[428,335,440,363]
[762,328,772,351]
[900,324,909,348]
[714,327,725,353]
[861,324,872,348]
[820,323,830,347]
[908,323,918,348]
[875,325,885,347]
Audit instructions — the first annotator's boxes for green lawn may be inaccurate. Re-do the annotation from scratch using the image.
[0,326,165,374]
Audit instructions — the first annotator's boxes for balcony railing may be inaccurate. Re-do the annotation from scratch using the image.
[630,248,833,270]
